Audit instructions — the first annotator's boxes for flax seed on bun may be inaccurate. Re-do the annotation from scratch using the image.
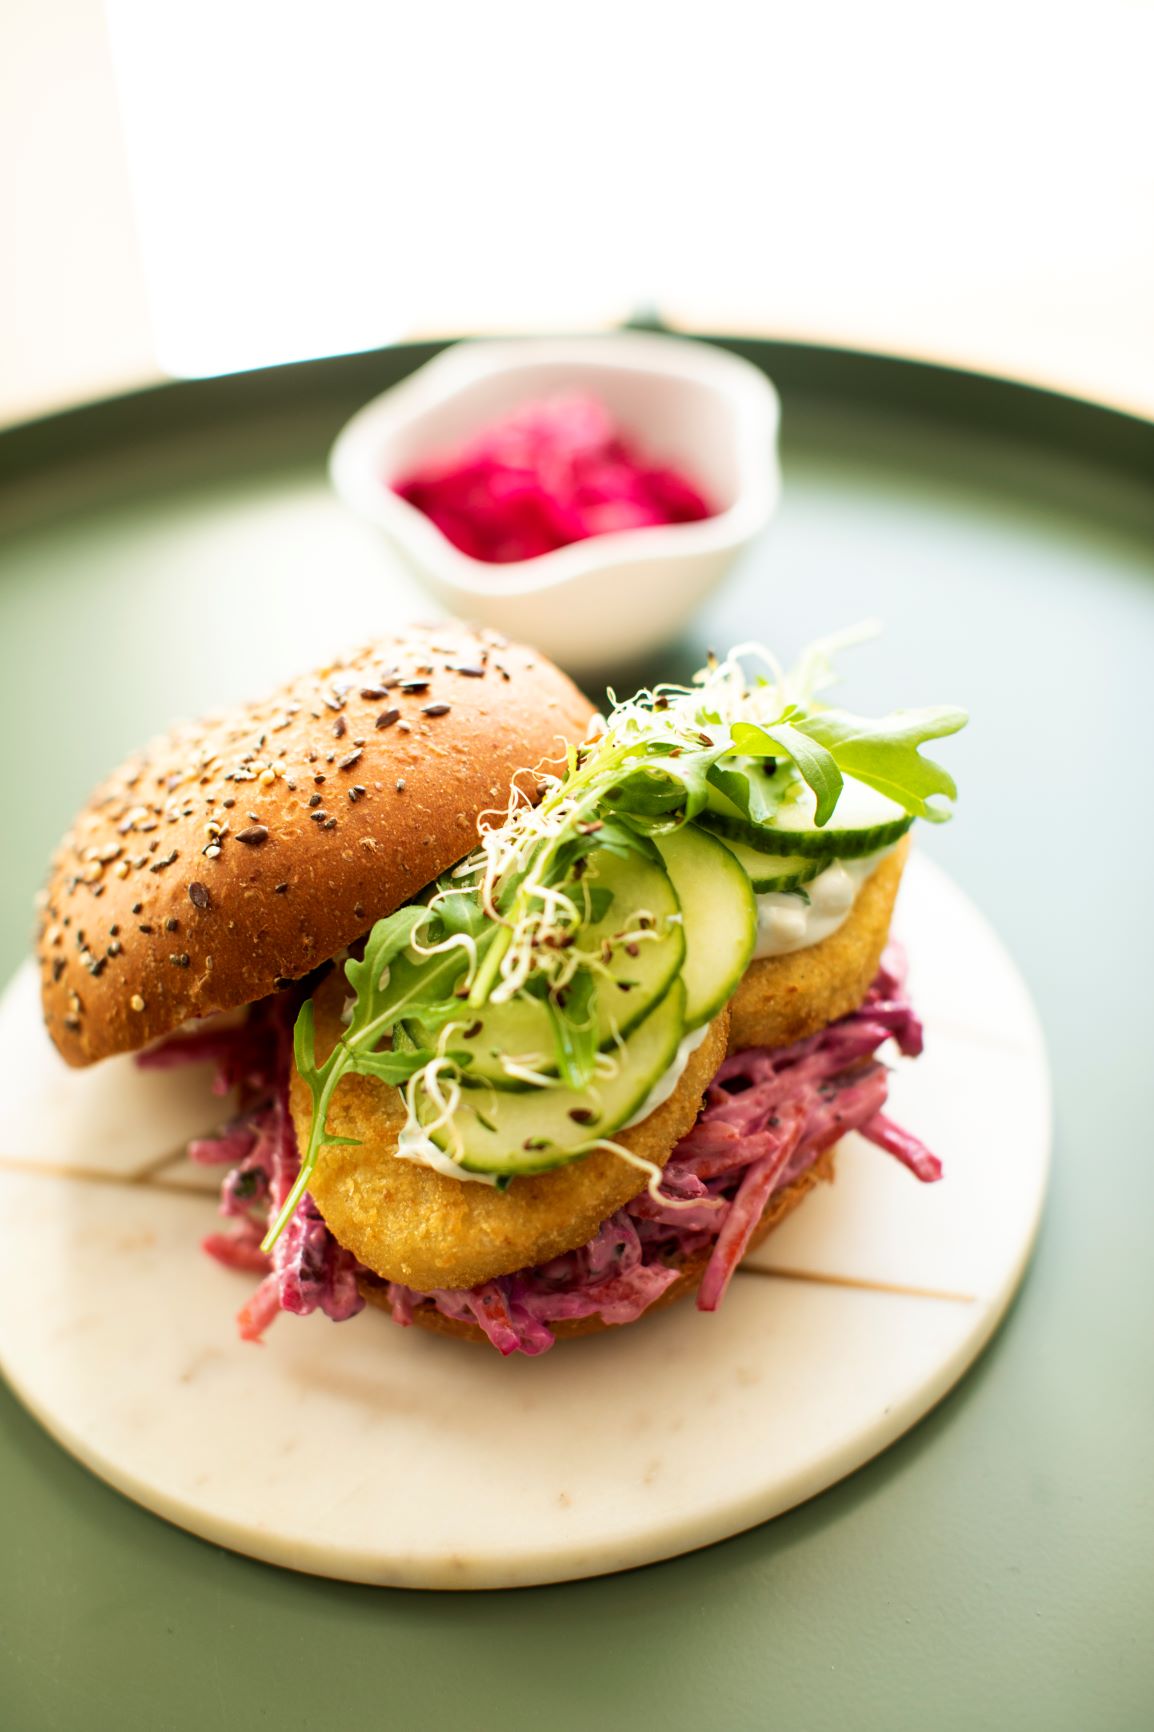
[37,623,593,1068]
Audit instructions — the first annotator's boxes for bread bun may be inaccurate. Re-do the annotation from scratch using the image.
[359,1144,837,1346]
[38,623,593,1067]
[725,838,909,1054]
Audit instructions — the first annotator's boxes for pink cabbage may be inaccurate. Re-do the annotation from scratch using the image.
[149,948,939,1354]
[141,992,363,1340]
[392,392,713,563]
[382,948,940,1355]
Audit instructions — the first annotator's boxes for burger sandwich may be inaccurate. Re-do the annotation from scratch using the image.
[38,621,965,1355]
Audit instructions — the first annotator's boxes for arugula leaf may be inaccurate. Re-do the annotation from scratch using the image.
[546,969,598,1090]
[263,903,470,1252]
[797,705,967,823]
[730,720,843,827]
[351,1047,459,1085]
[705,760,752,817]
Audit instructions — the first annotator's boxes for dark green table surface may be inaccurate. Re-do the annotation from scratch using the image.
[1,341,1152,1732]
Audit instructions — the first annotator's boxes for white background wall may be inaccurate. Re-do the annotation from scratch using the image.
[2,0,1152,422]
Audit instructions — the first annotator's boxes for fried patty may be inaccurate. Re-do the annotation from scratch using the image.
[359,1144,838,1346]
[726,837,909,1054]
[296,972,731,1292]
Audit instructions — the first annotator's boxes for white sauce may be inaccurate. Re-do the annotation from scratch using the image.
[752,848,893,959]
[394,1117,499,1186]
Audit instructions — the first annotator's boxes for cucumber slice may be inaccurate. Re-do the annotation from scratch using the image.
[710,836,833,894]
[428,981,688,1177]
[404,846,684,1089]
[701,774,912,859]
[652,823,757,1028]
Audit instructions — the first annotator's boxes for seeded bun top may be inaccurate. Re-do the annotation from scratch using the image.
[38,622,594,1067]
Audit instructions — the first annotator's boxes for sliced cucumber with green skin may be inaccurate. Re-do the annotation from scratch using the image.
[700,774,913,859]
[711,836,834,894]
[403,846,684,1090]
[428,981,688,1177]
[652,823,757,1028]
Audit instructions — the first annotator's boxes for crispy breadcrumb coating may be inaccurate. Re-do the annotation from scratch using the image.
[296,977,730,1291]
[726,838,909,1054]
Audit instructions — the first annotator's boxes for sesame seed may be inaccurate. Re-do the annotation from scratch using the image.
[274,882,289,894]
[308,793,322,808]
[422,703,451,718]
[337,749,362,770]
[395,778,406,792]
[333,715,347,738]
[130,994,146,1012]
[165,917,180,933]
[375,709,400,730]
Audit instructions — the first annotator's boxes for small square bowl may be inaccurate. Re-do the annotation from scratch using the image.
[329,332,780,675]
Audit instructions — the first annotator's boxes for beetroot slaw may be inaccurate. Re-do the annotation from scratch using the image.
[142,949,938,1357]
[392,393,713,563]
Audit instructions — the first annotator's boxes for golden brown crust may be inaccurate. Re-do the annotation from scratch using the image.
[296,968,731,1291]
[725,837,909,1054]
[38,623,593,1067]
[360,1144,838,1346]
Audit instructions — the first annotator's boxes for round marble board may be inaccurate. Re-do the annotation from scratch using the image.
[0,854,1049,1589]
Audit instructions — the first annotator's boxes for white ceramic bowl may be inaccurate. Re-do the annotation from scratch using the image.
[329,333,781,675]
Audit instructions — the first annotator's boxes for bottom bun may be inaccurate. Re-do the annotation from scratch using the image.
[359,1144,837,1347]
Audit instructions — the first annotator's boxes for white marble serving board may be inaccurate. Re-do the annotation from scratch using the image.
[0,855,1050,1589]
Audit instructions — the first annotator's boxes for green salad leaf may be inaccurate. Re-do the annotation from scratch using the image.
[261,904,471,1252]
[796,706,967,823]
[730,719,843,826]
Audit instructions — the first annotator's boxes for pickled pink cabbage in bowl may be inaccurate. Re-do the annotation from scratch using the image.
[328,333,781,674]
[393,392,714,564]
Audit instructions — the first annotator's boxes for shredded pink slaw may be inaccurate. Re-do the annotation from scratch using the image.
[392,393,713,563]
[146,949,938,1356]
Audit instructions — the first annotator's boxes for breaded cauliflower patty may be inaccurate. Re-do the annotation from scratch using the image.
[296,972,730,1292]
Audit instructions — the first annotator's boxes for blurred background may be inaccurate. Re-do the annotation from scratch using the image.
[3,0,1153,424]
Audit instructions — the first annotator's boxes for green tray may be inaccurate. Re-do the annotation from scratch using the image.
[1,340,1151,1732]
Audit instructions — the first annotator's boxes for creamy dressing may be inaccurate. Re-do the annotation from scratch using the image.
[751,848,892,959]
[394,1117,499,1185]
